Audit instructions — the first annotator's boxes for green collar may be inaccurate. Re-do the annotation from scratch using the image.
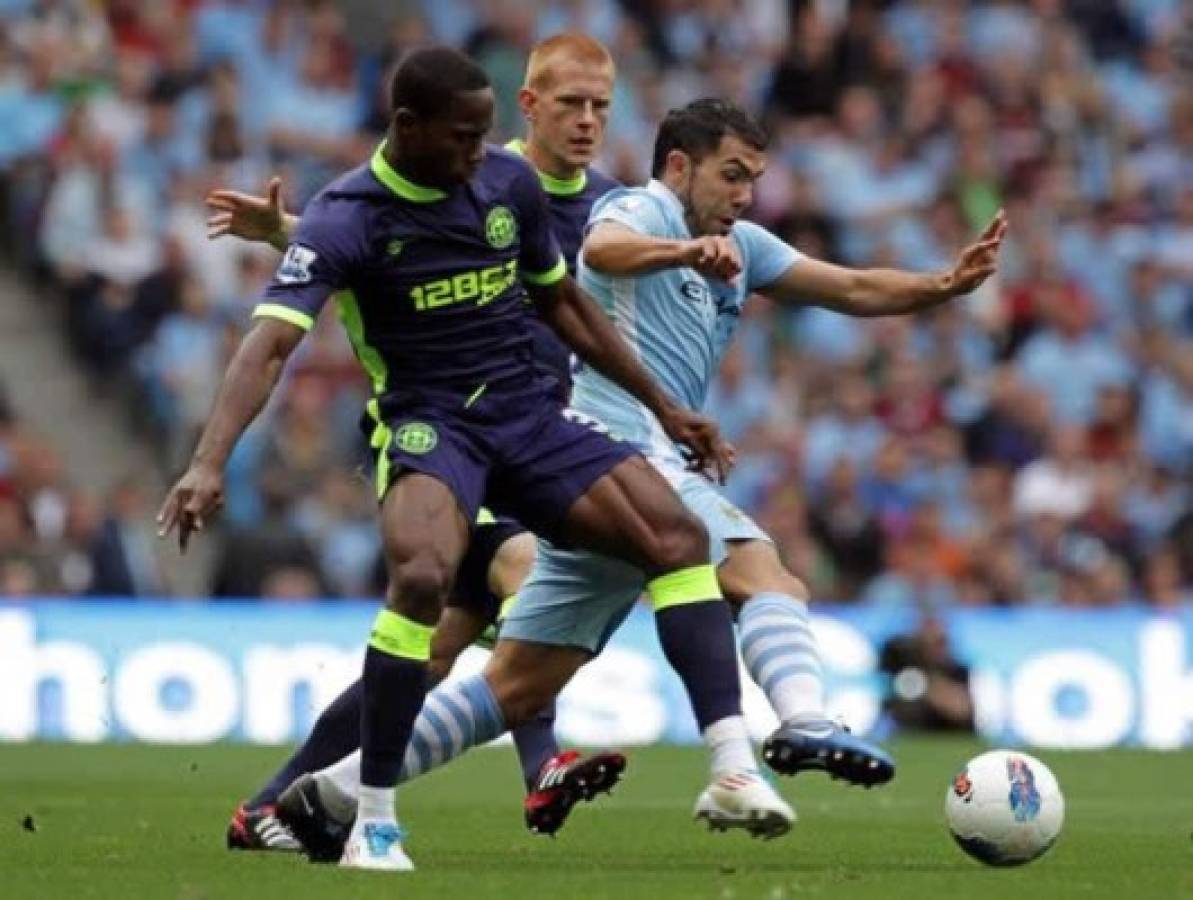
[505,139,587,196]
[370,142,447,203]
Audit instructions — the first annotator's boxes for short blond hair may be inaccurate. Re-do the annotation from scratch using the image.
[524,33,615,91]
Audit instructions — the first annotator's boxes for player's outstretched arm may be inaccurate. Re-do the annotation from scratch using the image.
[584,223,742,281]
[156,318,305,551]
[762,210,1008,316]
[206,177,300,252]
[529,275,736,482]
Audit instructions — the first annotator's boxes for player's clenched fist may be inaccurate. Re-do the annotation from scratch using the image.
[680,236,741,281]
[157,462,225,552]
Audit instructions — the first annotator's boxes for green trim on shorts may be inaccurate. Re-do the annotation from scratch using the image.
[369,609,434,660]
[498,594,518,620]
[647,564,722,611]
[373,425,395,499]
[473,594,518,651]
[364,399,394,499]
[474,623,499,651]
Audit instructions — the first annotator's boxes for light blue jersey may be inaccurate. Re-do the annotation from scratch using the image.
[572,179,799,461]
[506,180,799,654]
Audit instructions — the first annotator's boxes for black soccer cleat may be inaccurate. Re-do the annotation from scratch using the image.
[226,802,302,852]
[762,720,895,787]
[275,774,353,863]
[523,749,627,836]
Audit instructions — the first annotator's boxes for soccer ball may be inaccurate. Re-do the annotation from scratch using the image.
[945,750,1064,866]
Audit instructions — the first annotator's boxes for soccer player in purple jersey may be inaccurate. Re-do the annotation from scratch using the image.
[160,46,751,871]
[216,35,629,853]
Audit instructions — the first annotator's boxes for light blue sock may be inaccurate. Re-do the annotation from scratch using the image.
[739,592,825,723]
[399,673,506,782]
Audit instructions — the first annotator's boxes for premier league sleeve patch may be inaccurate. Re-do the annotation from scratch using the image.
[276,244,318,285]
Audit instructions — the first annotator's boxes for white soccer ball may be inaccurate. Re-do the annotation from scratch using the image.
[945,749,1065,866]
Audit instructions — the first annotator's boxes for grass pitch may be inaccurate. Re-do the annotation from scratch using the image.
[0,738,1188,900]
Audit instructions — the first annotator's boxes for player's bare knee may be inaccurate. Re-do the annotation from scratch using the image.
[386,556,453,620]
[719,541,811,606]
[648,512,709,574]
[723,570,810,606]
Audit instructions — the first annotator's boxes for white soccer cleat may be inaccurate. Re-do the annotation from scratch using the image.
[339,820,415,871]
[693,770,796,840]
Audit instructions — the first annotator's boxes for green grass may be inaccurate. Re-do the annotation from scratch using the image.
[0,739,1189,900]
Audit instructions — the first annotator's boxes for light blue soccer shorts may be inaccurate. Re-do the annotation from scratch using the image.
[500,454,770,653]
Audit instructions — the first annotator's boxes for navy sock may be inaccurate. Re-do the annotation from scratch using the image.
[360,646,429,787]
[655,600,742,730]
[248,678,363,808]
[512,699,560,790]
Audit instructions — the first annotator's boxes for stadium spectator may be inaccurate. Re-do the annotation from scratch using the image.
[963,367,1048,470]
[1015,284,1135,426]
[135,272,227,469]
[703,344,774,445]
[879,615,975,733]
[803,371,886,489]
[1012,425,1095,522]
[808,457,885,600]
[87,476,166,596]
[293,469,380,599]
[210,472,328,599]
[1140,544,1193,608]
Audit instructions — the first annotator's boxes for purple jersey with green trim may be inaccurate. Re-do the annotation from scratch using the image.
[256,143,567,406]
[544,171,621,275]
[503,139,619,274]
[504,140,619,399]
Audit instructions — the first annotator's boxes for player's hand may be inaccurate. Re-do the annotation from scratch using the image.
[680,236,742,282]
[156,462,225,553]
[945,209,1007,296]
[659,406,737,484]
[206,177,288,247]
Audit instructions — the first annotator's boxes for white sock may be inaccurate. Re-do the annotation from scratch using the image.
[356,784,395,823]
[739,592,825,722]
[703,715,757,777]
[316,752,361,822]
[316,674,506,819]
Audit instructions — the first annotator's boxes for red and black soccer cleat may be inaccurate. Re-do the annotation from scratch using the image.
[523,749,627,836]
[226,802,302,852]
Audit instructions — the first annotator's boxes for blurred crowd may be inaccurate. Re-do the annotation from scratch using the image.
[0,373,168,596]
[0,0,1188,606]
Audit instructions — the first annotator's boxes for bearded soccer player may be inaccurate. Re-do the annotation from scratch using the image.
[160,46,753,872]
[216,36,627,853]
